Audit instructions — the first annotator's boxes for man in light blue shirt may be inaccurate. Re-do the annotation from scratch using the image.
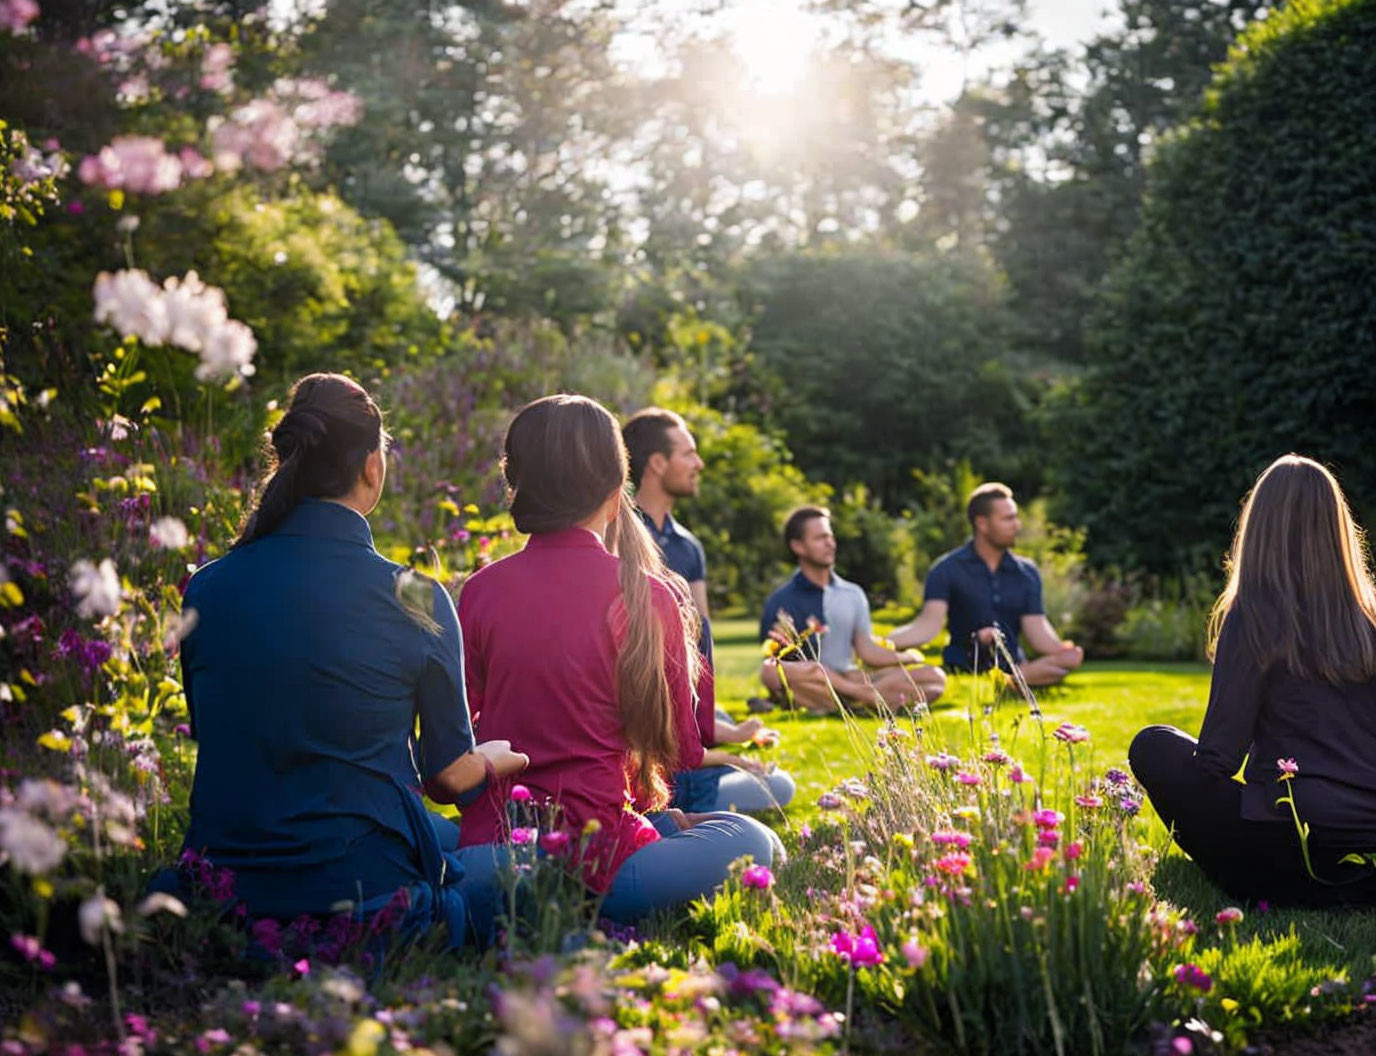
[759,506,946,713]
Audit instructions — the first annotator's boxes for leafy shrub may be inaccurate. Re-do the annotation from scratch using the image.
[1048,0,1376,573]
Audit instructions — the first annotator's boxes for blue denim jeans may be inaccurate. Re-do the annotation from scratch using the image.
[600,811,782,922]
[671,765,796,813]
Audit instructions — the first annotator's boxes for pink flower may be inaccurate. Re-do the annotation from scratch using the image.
[1074,794,1103,809]
[901,938,928,969]
[925,752,960,772]
[509,784,532,803]
[1215,906,1244,926]
[78,136,184,195]
[1037,829,1061,849]
[292,957,310,977]
[817,792,842,810]
[934,852,973,877]
[1062,874,1080,894]
[741,864,774,890]
[1064,841,1084,860]
[1032,809,1063,829]
[983,749,1011,766]
[1008,764,1030,784]
[930,830,973,850]
[1053,722,1090,744]
[1277,758,1299,780]
[510,827,536,846]
[1024,846,1055,871]
[538,831,570,856]
[0,0,39,34]
[956,771,982,786]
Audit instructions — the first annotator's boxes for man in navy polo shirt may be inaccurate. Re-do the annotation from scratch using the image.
[624,409,792,807]
[891,483,1084,686]
[759,505,946,713]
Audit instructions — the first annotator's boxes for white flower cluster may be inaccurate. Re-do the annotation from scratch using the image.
[68,557,123,619]
[9,131,68,186]
[92,269,257,381]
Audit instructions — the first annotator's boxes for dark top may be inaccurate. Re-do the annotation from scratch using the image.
[180,499,476,917]
[1196,612,1376,842]
[456,528,705,891]
[759,569,872,672]
[637,505,713,663]
[924,541,1044,668]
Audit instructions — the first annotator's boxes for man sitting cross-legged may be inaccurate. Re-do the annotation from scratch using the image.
[758,505,946,713]
[890,482,1084,687]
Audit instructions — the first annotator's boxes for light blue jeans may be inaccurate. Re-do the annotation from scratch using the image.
[452,811,782,937]
[671,765,796,813]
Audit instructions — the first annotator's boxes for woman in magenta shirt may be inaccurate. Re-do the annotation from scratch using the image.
[456,394,780,922]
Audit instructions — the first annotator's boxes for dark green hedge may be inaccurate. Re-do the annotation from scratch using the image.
[1047,0,1376,573]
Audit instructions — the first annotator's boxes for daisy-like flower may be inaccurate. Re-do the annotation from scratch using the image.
[1052,722,1090,744]
[1277,758,1299,781]
[1215,906,1244,926]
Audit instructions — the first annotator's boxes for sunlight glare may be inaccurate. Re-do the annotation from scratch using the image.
[726,0,824,92]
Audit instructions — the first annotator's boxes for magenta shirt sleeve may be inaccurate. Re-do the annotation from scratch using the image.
[695,661,717,749]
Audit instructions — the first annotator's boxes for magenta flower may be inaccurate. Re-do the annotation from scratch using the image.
[1053,722,1090,744]
[292,958,310,977]
[741,864,774,890]
[510,827,536,846]
[1215,906,1244,926]
[956,771,982,786]
[1032,809,1064,829]
[510,784,532,803]
[250,918,283,955]
[538,831,570,856]
[983,748,1011,766]
[1074,794,1104,809]
[1037,828,1061,849]
[930,830,973,850]
[1008,764,1030,784]
[1173,962,1212,992]
[1277,758,1299,781]
[1062,874,1080,894]
[1065,840,1084,860]
[817,792,843,810]
[832,925,884,966]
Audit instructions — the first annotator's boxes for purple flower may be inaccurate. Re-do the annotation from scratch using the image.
[925,752,959,772]
[251,918,282,954]
[539,831,570,856]
[1173,962,1212,992]
[817,792,842,810]
[1103,767,1131,787]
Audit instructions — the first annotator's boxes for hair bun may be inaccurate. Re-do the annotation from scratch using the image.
[272,406,329,458]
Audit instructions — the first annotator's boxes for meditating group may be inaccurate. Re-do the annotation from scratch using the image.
[173,372,1376,952]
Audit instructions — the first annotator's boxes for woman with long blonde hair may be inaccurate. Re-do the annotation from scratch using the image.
[1130,454,1376,906]
[453,394,780,928]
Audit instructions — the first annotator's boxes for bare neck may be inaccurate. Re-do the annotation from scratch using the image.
[634,480,674,528]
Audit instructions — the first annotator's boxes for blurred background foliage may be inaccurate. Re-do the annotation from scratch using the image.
[4,0,1374,660]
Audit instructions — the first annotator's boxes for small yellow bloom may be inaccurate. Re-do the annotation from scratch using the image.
[38,730,72,752]
[346,1018,386,1056]
[583,818,602,836]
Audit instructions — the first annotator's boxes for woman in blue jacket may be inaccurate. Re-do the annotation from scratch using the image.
[177,372,527,944]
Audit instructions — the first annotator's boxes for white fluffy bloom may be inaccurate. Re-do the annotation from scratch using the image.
[69,558,123,619]
[160,271,227,351]
[137,892,188,918]
[0,808,66,874]
[93,269,168,345]
[78,889,124,945]
[15,778,84,819]
[196,319,257,381]
[149,516,190,551]
[210,99,298,173]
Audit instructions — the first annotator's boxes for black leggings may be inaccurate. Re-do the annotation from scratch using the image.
[1129,725,1376,908]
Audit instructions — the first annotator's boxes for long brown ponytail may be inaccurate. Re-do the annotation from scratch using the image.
[503,395,701,808]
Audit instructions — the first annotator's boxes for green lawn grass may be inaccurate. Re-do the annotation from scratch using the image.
[709,614,1376,1033]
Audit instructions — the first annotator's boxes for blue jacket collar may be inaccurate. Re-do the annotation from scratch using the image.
[275,498,376,549]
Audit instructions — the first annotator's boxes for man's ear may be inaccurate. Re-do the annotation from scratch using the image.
[646,451,668,479]
[788,537,804,559]
[363,448,384,491]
